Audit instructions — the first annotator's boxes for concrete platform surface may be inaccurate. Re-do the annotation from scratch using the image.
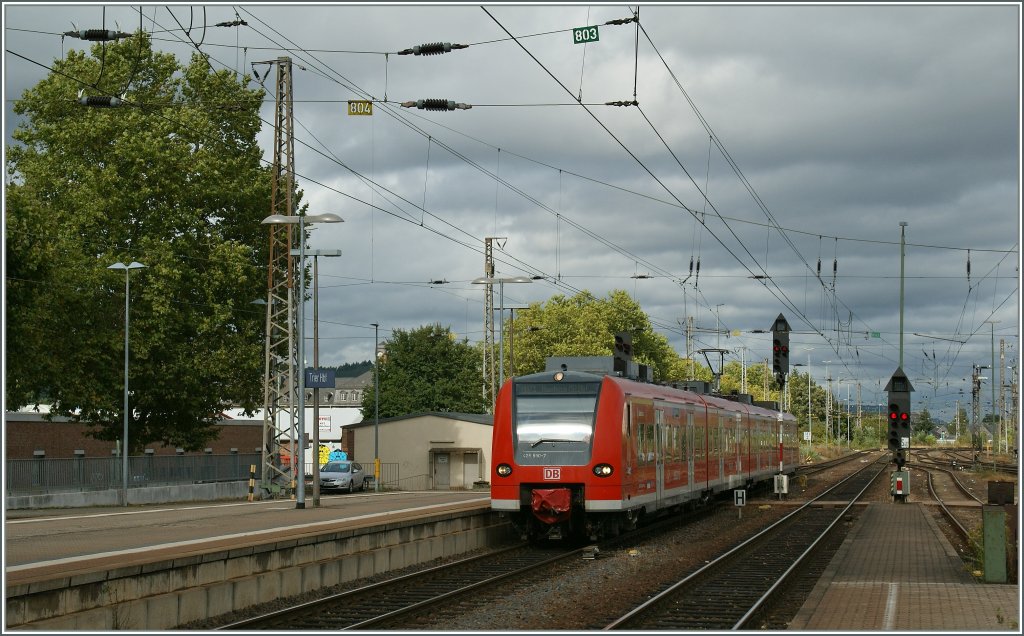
[790,502,1019,631]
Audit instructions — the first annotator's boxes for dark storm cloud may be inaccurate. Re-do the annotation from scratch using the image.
[4,3,1019,420]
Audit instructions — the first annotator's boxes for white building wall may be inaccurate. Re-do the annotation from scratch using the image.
[222,407,363,471]
[353,415,491,490]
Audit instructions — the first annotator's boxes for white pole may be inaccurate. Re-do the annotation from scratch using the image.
[121,269,130,506]
[296,216,306,509]
[499,280,505,387]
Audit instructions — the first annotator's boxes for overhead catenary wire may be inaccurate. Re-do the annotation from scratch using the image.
[9,7,1015,383]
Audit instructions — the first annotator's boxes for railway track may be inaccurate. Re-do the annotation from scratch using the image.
[910,449,987,568]
[936,447,1018,476]
[216,494,727,630]
[603,455,889,630]
[217,543,576,630]
[219,454,879,631]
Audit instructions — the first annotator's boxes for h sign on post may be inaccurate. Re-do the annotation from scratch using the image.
[734,489,746,519]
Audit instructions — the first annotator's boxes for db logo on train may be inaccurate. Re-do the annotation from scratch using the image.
[543,467,561,480]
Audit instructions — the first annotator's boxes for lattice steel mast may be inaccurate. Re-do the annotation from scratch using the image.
[260,57,299,496]
[482,238,495,406]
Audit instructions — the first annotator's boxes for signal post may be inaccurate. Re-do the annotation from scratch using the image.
[885,368,914,502]
[771,314,791,499]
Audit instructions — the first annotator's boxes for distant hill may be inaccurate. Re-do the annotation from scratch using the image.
[330,361,373,377]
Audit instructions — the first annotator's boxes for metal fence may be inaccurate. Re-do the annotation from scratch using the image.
[5,453,261,496]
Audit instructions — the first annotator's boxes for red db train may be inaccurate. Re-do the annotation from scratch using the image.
[490,360,799,541]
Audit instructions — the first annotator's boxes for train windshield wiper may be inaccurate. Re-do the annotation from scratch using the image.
[531,438,578,447]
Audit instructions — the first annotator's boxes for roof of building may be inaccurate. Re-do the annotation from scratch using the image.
[335,371,373,390]
[348,412,493,429]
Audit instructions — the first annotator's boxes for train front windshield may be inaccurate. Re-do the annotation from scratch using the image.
[512,380,601,465]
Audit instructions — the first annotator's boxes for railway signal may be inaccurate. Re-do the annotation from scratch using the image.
[884,367,914,470]
[770,314,791,388]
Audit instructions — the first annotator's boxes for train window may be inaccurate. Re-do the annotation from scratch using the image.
[685,414,692,461]
[515,395,596,443]
[512,385,600,466]
[637,423,646,464]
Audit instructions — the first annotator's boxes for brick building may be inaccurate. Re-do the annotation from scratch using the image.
[5,372,371,461]
[4,411,262,459]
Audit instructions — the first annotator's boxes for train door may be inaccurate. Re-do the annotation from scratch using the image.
[655,408,665,507]
[707,415,722,484]
[630,399,655,499]
[753,419,761,473]
[693,409,707,488]
[740,413,750,478]
[686,413,695,493]
[732,412,743,476]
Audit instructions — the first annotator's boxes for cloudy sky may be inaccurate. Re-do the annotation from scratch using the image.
[4,2,1021,421]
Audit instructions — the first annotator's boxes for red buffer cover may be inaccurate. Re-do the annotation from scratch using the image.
[531,488,572,523]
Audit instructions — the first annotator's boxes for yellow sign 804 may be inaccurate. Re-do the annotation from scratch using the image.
[348,100,373,116]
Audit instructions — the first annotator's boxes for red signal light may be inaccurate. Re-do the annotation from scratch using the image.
[900,412,909,420]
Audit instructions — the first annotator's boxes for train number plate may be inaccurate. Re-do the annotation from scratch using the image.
[543,467,561,480]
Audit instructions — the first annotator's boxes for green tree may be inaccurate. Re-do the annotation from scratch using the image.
[5,33,270,450]
[914,407,935,437]
[331,361,373,377]
[507,289,681,381]
[360,324,488,418]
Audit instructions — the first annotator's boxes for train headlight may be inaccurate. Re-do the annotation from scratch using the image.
[592,463,613,477]
[496,463,513,477]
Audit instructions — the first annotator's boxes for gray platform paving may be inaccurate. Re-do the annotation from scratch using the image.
[789,502,1019,631]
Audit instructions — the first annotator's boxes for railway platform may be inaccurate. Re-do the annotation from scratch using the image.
[789,501,1019,631]
[4,491,503,630]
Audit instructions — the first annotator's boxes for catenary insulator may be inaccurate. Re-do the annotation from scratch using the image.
[401,99,471,111]
[65,29,131,41]
[416,42,451,55]
[78,95,123,108]
[398,42,468,55]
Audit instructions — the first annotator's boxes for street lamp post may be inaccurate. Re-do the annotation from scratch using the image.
[506,305,530,379]
[803,349,813,458]
[472,276,532,388]
[898,221,908,368]
[822,360,833,451]
[877,403,885,450]
[715,304,725,349]
[108,261,145,507]
[984,320,1000,453]
[307,249,341,507]
[262,213,343,509]
[371,322,381,492]
[837,379,852,449]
